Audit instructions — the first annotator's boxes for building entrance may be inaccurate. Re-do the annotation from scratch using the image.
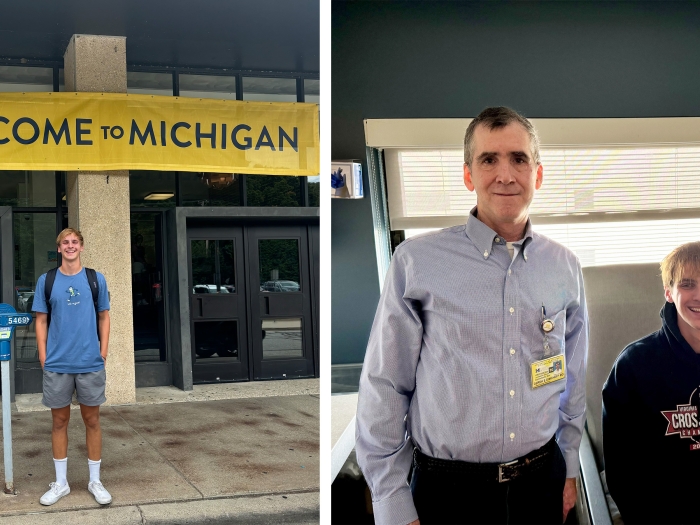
[188,223,316,383]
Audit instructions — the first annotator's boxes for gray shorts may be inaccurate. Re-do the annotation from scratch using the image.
[42,369,106,408]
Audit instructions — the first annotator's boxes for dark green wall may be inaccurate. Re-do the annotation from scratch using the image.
[331,0,700,365]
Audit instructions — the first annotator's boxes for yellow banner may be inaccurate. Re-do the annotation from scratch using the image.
[0,92,319,175]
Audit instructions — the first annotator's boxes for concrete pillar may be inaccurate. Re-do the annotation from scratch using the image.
[64,35,135,405]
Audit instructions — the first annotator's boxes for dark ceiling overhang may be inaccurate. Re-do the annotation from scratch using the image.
[0,0,319,74]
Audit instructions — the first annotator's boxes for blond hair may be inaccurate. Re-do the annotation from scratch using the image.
[660,241,700,288]
[56,227,84,247]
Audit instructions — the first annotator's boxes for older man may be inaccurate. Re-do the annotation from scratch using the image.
[356,107,588,525]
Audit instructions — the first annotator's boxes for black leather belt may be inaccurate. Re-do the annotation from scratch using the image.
[413,436,557,483]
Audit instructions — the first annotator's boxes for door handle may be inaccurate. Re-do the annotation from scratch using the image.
[197,297,203,317]
[264,296,270,315]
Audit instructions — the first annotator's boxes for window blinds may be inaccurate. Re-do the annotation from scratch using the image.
[390,144,700,267]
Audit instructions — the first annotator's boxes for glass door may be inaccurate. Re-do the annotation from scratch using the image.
[188,228,248,382]
[247,225,315,379]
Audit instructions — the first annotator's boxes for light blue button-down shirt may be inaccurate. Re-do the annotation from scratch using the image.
[356,210,588,525]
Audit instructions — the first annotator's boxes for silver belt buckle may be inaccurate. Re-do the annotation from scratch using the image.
[498,459,518,483]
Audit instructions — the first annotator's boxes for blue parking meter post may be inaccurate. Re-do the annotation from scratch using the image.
[0,304,33,494]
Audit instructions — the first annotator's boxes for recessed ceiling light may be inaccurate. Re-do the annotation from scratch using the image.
[144,192,174,201]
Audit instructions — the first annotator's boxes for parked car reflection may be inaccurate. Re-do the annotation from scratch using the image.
[192,284,234,294]
[17,290,35,312]
[260,280,300,292]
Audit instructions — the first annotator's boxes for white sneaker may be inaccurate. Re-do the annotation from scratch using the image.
[39,482,70,505]
[88,480,112,504]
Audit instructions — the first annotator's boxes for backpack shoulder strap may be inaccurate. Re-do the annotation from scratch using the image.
[45,267,58,305]
[44,267,58,329]
[84,268,99,307]
[84,267,100,340]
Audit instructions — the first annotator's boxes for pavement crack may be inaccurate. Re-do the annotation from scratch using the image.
[136,504,146,524]
[109,406,205,499]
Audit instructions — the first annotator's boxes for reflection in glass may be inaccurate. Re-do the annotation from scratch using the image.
[219,240,236,293]
[0,171,56,207]
[14,213,57,367]
[127,72,174,96]
[0,66,54,92]
[242,77,297,102]
[180,74,237,100]
[132,213,166,362]
[191,240,216,293]
[130,171,176,208]
[247,175,302,207]
[180,172,241,207]
[259,239,300,292]
[304,79,319,104]
[308,176,319,207]
[262,318,302,359]
[194,321,239,362]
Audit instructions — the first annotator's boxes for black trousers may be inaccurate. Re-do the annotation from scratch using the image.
[410,444,567,525]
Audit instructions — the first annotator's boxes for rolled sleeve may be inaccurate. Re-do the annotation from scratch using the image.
[356,248,423,525]
[556,260,589,478]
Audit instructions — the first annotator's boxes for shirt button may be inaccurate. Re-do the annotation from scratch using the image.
[524,255,528,261]
[495,237,500,243]
[509,307,514,314]
[510,348,515,355]
[510,432,515,440]
[483,250,489,258]
[508,269,512,276]
[510,390,515,397]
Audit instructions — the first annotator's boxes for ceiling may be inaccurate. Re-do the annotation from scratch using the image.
[0,0,319,73]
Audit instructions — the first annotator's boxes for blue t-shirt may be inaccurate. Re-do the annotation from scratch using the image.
[32,268,110,373]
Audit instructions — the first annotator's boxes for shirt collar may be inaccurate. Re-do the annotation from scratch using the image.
[465,206,534,261]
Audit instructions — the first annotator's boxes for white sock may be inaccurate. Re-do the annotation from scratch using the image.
[88,459,101,483]
[53,457,67,487]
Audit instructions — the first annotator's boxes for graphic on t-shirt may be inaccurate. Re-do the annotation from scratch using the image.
[66,286,81,306]
[661,386,700,450]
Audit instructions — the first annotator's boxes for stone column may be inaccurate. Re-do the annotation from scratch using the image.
[64,35,135,405]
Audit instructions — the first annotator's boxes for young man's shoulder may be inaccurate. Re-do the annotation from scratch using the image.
[606,329,666,388]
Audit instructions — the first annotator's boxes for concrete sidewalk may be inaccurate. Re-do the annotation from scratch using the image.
[0,380,319,523]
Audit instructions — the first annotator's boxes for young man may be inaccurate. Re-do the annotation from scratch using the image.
[356,107,588,525]
[32,228,112,506]
[603,241,700,524]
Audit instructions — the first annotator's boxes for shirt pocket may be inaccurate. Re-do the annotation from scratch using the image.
[524,308,567,361]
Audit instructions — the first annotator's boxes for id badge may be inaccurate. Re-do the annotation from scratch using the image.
[530,354,566,389]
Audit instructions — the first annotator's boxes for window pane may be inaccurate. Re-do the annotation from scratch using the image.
[219,240,236,293]
[130,171,176,208]
[262,318,302,359]
[14,213,57,367]
[131,213,166,362]
[0,66,53,92]
[179,74,237,100]
[246,175,302,207]
[127,72,173,96]
[180,172,241,207]
[308,176,319,207]
[194,320,239,361]
[242,77,297,102]
[304,79,319,104]
[0,171,56,207]
[259,239,300,292]
[191,240,216,293]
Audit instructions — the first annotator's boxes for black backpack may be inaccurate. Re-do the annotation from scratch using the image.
[44,267,100,340]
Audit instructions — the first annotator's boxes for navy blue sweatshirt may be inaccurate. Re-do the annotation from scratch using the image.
[603,302,700,524]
